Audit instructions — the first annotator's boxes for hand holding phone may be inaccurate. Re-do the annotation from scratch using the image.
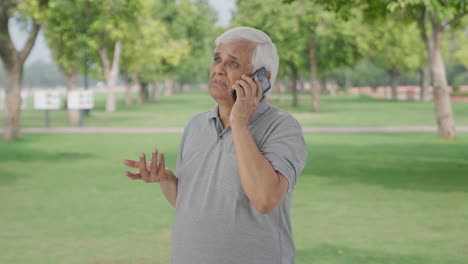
[231,67,271,102]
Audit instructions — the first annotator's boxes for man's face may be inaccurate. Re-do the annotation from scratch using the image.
[208,39,255,103]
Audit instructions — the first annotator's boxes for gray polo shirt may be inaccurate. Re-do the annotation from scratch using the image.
[172,99,307,264]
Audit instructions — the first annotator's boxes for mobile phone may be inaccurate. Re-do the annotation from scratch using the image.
[231,67,271,102]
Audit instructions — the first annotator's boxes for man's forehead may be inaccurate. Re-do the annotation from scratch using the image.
[214,39,255,57]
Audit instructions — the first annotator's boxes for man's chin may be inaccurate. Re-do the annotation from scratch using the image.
[209,87,233,102]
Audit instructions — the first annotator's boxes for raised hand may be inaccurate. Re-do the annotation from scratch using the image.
[123,149,167,183]
[124,149,178,207]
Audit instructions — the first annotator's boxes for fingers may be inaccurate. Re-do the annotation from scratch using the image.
[123,159,139,168]
[157,152,166,180]
[242,74,259,98]
[236,75,260,101]
[125,150,167,183]
[139,153,150,182]
[236,79,252,99]
[126,171,141,180]
[233,83,245,100]
[150,149,158,181]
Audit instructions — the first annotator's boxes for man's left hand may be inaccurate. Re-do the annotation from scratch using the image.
[230,74,262,128]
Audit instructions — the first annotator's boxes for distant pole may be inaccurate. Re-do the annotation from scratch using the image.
[45,110,50,128]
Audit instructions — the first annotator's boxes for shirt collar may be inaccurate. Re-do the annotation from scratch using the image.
[207,97,270,125]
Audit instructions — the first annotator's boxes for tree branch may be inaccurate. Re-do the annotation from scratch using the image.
[442,10,468,31]
[0,4,18,68]
[18,20,41,64]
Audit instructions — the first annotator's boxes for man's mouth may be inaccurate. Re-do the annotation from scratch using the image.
[212,79,226,87]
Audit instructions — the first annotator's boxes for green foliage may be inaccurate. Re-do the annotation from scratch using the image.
[367,19,423,77]
[234,0,308,78]
[120,0,189,83]
[44,0,87,75]
[85,0,142,71]
[118,0,218,84]
[159,0,219,84]
[235,0,368,80]
[17,0,50,23]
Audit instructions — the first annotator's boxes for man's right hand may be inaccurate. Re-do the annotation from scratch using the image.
[123,149,178,207]
[123,149,169,183]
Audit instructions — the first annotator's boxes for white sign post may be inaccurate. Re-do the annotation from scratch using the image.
[34,90,62,127]
[67,90,94,126]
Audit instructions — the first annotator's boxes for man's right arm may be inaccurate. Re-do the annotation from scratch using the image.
[159,169,178,207]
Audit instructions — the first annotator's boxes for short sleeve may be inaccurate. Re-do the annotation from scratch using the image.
[260,115,307,192]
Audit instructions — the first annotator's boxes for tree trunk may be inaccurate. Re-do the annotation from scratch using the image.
[64,72,80,126]
[139,82,149,104]
[124,73,136,108]
[344,69,351,92]
[152,82,160,102]
[417,7,433,103]
[320,78,327,95]
[419,64,431,101]
[164,78,174,96]
[389,71,400,101]
[99,40,122,113]
[309,41,320,112]
[288,62,298,107]
[278,81,285,104]
[174,82,181,93]
[0,14,41,140]
[430,26,456,139]
[125,81,133,108]
[4,65,22,140]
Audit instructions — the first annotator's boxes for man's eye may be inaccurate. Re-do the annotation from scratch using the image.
[230,61,239,68]
[213,57,221,63]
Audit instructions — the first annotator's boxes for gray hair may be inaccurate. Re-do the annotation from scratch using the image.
[214,27,279,88]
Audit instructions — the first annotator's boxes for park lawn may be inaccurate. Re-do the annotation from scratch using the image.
[1,133,467,264]
[6,89,468,128]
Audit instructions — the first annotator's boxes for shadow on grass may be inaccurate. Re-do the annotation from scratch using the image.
[296,243,460,264]
[305,138,468,193]
[0,137,95,186]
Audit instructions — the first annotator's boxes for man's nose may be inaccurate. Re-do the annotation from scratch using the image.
[213,60,227,75]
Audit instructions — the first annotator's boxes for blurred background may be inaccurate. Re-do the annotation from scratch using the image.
[1,0,467,263]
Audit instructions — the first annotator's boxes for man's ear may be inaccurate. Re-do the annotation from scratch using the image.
[266,70,271,79]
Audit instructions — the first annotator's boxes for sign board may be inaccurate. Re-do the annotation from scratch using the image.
[1,90,29,110]
[34,90,62,110]
[21,91,28,110]
[67,90,94,110]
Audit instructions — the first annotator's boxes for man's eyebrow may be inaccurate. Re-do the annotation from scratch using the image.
[228,55,239,61]
[213,52,220,57]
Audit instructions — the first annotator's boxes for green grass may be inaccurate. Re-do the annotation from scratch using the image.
[5,90,468,128]
[1,133,467,263]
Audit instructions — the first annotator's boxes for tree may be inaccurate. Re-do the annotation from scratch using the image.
[367,19,422,100]
[388,0,468,139]
[44,0,87,125]
[234,0,309,107]
[236,0,367,110]
[85,0,141,112]
[304,0,468,138]
[168,0,219,87]
[119,0,190,105]
[0,0,49,140]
